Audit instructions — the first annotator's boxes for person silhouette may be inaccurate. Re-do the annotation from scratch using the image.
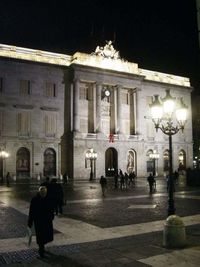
[27,186,54,258]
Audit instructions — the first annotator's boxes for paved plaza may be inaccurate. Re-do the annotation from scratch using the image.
[0,177,200,266]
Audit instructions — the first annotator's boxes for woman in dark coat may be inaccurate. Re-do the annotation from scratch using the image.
[27,186,54,258]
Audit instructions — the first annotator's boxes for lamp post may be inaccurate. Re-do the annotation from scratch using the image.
[0,150,9,183]
[150,89,187,216]
[86,148,97,181]
[149,150,160,176]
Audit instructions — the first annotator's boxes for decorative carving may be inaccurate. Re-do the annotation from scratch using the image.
[94,41,120,60]
[101,105,110,116]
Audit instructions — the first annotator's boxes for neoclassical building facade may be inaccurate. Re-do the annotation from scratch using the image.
[0,42,193,180]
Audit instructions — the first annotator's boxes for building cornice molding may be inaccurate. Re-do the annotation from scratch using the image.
[0,42,191,88]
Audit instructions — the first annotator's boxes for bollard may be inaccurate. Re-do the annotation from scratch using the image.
[163,215,186,248]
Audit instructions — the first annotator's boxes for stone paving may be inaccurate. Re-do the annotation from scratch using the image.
[0,177,200,266]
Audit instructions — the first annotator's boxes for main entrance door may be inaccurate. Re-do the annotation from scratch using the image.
[105,148,118,177]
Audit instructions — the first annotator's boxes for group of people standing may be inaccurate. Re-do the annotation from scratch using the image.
[99,169,137,197]
[27,176,65,258]
[114,169,136,189]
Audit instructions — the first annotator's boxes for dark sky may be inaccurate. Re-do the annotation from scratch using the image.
[0,0,199,91]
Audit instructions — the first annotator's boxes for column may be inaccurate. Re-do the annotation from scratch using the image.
[96,83,102,133]
[134,89,140,135]
[73,79,80,132]
[131,90,137,135]
[117,85,122,134]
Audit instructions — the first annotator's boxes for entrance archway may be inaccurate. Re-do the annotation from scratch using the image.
[105,148,118,177]
[43,148,56,177]
[16,147,30,178]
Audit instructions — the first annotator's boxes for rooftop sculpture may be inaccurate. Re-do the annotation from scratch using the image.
[94,40,120,60]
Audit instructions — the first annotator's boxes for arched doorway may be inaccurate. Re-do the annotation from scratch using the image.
[16,147,30,178]
[178,150,186,170]
[127,149,137,175]
[43,148,56,177]
[163,150,169,172]
[105,148,118,177]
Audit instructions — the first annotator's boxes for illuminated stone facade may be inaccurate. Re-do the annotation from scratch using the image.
[0,42,193,179]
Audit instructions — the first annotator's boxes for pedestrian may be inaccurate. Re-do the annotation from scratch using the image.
[63,172,68,185]
[124,172,129,189]
[49,178,64,215]
[129,171,136,187]
[114,173,118,189]
[119,169,125,189]
[147,173,155,193]
[27,186,54,258]
[6,172,11,186]
[100,175,107,197]
[174,170,179,184]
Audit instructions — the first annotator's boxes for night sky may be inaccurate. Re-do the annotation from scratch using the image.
[0,0,199,92]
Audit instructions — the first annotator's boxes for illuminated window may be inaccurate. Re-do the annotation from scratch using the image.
[45,82,56,97]
[20,80,31,95]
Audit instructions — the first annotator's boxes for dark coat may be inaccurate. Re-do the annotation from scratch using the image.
[28,193,54,245]
[147,174,155,185]
[100,176,107,187]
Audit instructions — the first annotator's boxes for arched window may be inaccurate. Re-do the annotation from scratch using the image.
[163,150,169,172]
[146,149,154,173]
[16,147,30,178]
[43,148,56,177]
[178,150,186,170]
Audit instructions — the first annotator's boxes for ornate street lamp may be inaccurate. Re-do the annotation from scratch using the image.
[150,89,187,216]
[0,150,9,183]
[86,148,97,181]
[149,150,160,176]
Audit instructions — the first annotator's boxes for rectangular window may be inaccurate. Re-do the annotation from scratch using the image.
[44,113,57,137]
[20,80,31,95]
[121,90,129,105]
[0,77,3,93]
[45,82,56,97]
[17,112,31,136]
